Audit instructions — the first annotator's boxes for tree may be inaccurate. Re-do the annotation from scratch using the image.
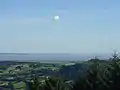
[29,76,71,90]
[44,77,71,90]
[29,77,43,90]
[105,55,120,90]
[73,58,105,90]
[86,58,104,90]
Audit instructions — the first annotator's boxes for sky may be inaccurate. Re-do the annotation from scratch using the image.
[0,0,120,54]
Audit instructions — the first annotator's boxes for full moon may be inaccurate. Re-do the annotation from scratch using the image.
[53,15,60,20]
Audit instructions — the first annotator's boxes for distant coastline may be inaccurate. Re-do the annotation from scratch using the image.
[0,53,111,61]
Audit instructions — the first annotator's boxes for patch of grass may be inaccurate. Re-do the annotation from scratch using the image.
[13,82,25,90]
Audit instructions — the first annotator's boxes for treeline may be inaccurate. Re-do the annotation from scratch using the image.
[29,54,120,90]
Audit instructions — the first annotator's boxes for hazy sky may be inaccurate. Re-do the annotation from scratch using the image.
[0,0,120,53]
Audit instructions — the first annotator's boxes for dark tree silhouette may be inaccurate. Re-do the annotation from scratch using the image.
[29,76,71,90]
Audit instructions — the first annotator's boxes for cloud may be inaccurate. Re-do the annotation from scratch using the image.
[53,16,60,20]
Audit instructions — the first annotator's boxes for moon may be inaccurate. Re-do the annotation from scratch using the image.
[53,15,60,21]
